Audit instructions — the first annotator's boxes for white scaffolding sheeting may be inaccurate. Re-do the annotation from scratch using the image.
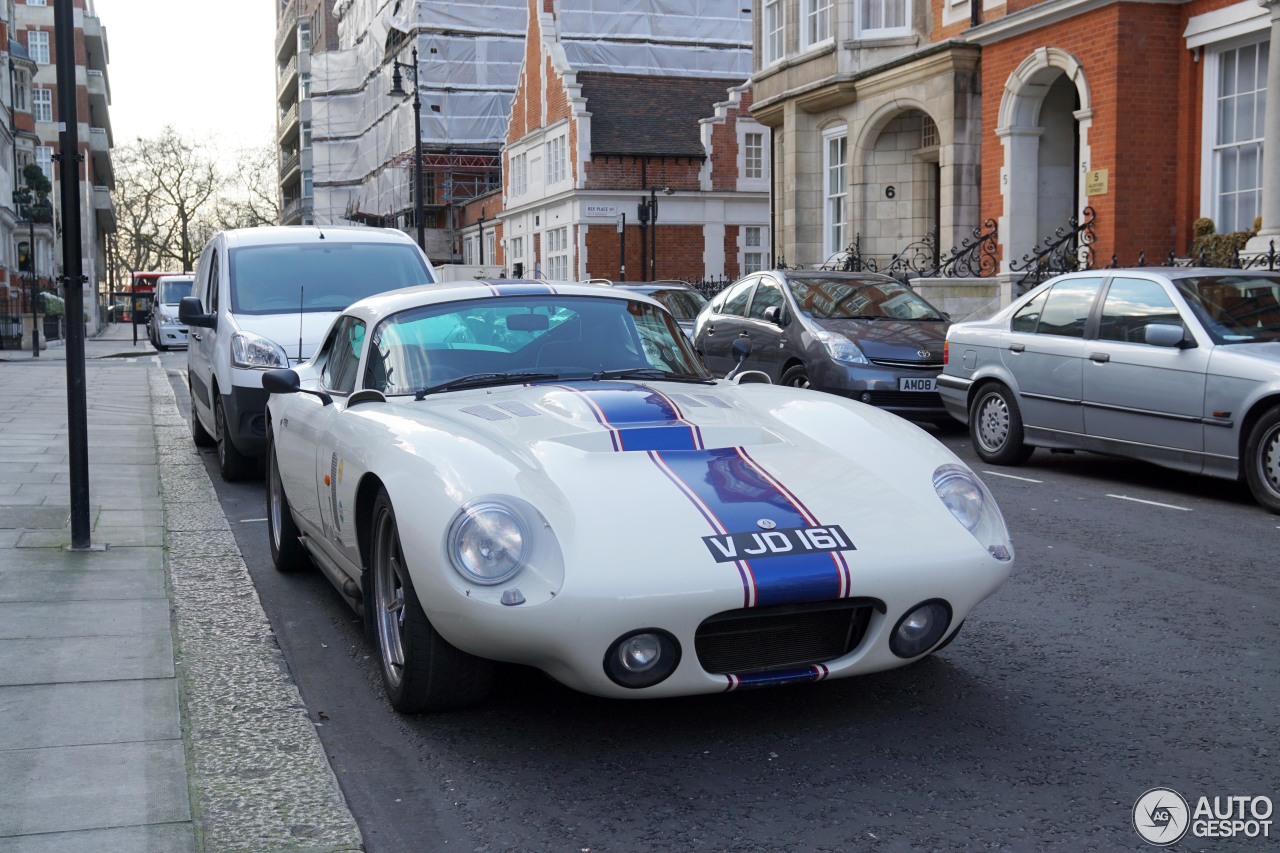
[557,0,751,45]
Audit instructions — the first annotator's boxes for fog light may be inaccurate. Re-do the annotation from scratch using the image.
[889,600,952,658]
[860,391,872,403]
[604,629,681,689]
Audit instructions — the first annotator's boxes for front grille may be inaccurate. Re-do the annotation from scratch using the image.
[865,390,943,409]
[695,598,878,675]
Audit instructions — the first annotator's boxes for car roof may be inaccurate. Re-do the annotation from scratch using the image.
[219,225,418,249]
[342,279,660,322]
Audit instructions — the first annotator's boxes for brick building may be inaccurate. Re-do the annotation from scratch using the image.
[465,0,767,283]
[751,0,1277,309]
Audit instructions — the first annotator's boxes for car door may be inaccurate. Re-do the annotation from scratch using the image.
[188,239,220,429]
[742,275,791,381]
[999,276,1104,437]
[696,276,757,375]
[311,317,368,560]
[1081,275,1209,463]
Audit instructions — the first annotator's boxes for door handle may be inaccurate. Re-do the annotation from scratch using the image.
[705,325,716,336]
[1008,343,1024,352]
[1090,352,1110,363]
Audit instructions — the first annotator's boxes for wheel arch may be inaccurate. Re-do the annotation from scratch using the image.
[1238,394,1280,477]
[353,472,388,574]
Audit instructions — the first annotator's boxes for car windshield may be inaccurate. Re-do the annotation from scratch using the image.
[365,294,709,396]
[1174,274,1280,344]
[158,280,193,305]
[635,288,708,320]
[228,242,433,315]
[785,276,946,321]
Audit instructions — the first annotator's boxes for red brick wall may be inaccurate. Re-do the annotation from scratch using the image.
[582,224,706,281]
[583,157,703,191]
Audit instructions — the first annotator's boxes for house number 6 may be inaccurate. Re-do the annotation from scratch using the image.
[885,186,896,199]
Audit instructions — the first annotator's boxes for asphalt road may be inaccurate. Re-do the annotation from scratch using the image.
[162,352,1279,852]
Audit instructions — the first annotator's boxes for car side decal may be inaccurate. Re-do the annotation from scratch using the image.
[725,665,830,691]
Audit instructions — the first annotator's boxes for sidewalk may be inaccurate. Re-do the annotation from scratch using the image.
[0,323,363,852]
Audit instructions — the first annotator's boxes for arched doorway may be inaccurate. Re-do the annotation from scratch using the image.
[855,108,941,263]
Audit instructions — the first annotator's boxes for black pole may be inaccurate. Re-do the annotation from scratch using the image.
[411,47,424,253]
[55,0,91,549]
[649,187,657,281]
[478,210,485,265]
[29,217,38,357]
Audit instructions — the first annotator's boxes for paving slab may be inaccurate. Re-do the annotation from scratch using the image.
[0,633,174,686]
[0,599,171,640]
[0,823,197,853]
[0,680,180,750]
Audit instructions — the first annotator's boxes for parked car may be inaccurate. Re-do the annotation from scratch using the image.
[939,267,1280,512]
[147,274,194,350]
[611,280,709,342]
[262,279,1014,712]
[181,225,436,482]
[692,270,951,422]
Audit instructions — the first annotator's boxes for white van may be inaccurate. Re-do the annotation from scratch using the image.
[180,226,436,481]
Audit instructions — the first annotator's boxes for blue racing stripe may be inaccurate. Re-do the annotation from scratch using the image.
[560,382,702,451]
[656,448,845,607]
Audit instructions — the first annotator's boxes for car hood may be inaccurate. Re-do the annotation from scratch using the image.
[1209,341,1280,377]
[810,317,948,362]
[233,311,340,362]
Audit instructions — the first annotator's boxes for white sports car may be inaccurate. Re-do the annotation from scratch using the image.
[263,280,1014,712]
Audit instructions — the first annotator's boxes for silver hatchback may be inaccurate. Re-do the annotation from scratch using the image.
[939,267,1280,512]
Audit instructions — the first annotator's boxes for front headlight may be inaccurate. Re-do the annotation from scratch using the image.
[447,502,528,585]
[813,329,868,365]
[230,331,290,369]
[933,464,1013,561]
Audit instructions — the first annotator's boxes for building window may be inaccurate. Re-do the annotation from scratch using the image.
[823,130,848,258]
[301,121,312,149]
[302,170,313,198]
[299,21,312,52]
[803,0,833,48]
[745,132,764,180]
[13,71,27,111]
[33,88,52,123]
[545,135,566,185]
[510,152,527,197]
[27,0,48,5]
[858,0,909,36]
[763,0,784,65]
[36,146,52,184]
[300,72,312,99]
[744,226,765,273]
[27,31,50,65]
[1211,39,1268,234]
[485,231,496,265]
[546,226,569,280]
[463,236,476,265]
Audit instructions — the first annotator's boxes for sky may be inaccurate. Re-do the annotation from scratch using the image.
[92,0,277,161]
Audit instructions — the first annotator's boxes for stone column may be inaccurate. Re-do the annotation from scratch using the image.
[1247,0,1280,253]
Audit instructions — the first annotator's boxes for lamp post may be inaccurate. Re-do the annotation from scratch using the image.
[27,216,38,358]
[637,196,650,281]
[389,47,425,253]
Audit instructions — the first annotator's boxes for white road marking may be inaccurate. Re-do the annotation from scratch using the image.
[982,471,1044,483]
[239,517,268,523]
[1106,494,1192,511]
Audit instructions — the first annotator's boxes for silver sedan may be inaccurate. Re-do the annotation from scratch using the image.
[939,267,1280,513]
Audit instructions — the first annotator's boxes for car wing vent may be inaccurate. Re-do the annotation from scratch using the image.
[495,401,541,417]
[670,393,733,409]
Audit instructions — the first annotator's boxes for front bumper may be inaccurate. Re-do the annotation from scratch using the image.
[156,321,189,347]
[809,361,947,420]
[222,385,270,458]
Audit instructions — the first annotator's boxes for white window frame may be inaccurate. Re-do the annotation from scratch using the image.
[546,226,569,280]
[857,0,910,38]
[32,87,51,123]
[745,132,765,180]
[463,236,476,265]
[509,235,523,265]
[302,170,313,198]
[762,0,784,66]
[300,72,312,100]
[28,0,48,5]
[299,21,312,52]
[743,225,766,273]
[802,0,834,50]
[485,231,496,265]
[13,70,27,111]
[1202,34,1268,234]
[27,31,50,65]
[545,135,566,186]
[822,128,848,259]
[301,121,312,149]
[510,151,527,198]
[36,146,52,184]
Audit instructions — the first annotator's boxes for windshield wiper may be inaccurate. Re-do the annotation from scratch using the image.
[414,372,561,399]
[590,367,715,384]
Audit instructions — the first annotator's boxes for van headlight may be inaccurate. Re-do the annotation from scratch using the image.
[231,331,290,369]
[813,329,868,365]
[933,464,1013,561]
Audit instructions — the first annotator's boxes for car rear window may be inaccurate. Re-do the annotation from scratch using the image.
[228,242,433,315]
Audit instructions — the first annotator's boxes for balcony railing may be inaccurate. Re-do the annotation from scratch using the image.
[277,55,298,99]
[276,0,298,59]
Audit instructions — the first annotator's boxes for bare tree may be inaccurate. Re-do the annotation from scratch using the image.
[217,142,281,230]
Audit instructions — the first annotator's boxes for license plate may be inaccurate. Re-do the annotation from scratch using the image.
[899,377,937,392]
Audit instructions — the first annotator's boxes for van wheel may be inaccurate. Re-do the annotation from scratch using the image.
[190,392,215,448]
[215,397,255,482]
[1244,406,1280,514]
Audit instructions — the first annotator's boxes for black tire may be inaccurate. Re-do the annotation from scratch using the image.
[369,488,493,712]
[969,383,1034,465]
[267,432,310,572]
[780,364,811,389]
[214,396,256,482]
[1244,406,1280,514]
[190,389,215,448]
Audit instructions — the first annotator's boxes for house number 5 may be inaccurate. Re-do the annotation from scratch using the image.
[885,186,896,198]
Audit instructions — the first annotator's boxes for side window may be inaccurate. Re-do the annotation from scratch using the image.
[1098,278,1181,343]
[720,277,756,317]
[748,279,784,320]
[1010,290,1048,333]
[320,317,366,395]
[206,249,220,314]
[1036,278,1104,338]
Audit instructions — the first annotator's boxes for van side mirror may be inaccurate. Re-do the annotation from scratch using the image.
[178,296,215,329]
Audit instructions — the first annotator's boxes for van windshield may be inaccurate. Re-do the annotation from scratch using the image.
[228,242,433,315]
[158,279,193,305]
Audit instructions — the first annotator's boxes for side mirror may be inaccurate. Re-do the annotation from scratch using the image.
[178,296,215,328]
[263,368,332,406]
[762,305,786,326]
[1145,323,1194,349]
[724,333,753,381]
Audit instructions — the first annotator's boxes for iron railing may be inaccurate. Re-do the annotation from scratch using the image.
[1010,206,1097,292]
[816,220,999,284]
[1106,241,1279,273]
